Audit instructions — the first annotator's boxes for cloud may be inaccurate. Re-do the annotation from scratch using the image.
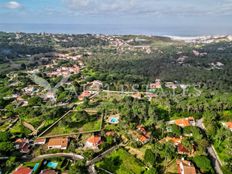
[63,0,136,14]
[62,0,232,16]
[5,1,22,9]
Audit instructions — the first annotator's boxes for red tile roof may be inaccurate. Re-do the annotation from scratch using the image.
[175,117,195,127]
[178,144,190,154]
[15,138,30,153]
[78,91,92,100]
[86,136,101,146]
[226,122,232,129]
[139,135,149,143]
[177,159,196,174]
[12,166,32,174]
[161,137,182,145]
[34,138,46,144]
[47,137,68,148]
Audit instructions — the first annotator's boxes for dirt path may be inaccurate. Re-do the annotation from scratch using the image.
[22,121,37,135]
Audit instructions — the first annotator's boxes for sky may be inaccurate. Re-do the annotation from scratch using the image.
[0,0,232,35]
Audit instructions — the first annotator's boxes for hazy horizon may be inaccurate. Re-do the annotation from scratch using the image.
[1,23,232,37]
[1,1,232,36]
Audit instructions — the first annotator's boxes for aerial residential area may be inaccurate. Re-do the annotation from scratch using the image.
[0,32,231,174]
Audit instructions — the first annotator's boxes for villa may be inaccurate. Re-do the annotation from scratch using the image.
[222,122,232,131]
[34,138,46,145]
[12,166,32,174]
[137,125,147,135]
[177,144,193,155]
[160,137,182,146]
[175,117,195,127]
[78,90,92,101]
[168,117,195,127]
[47,137,69,150]
[138,135,150,144]
[133,125,151,145]
[15,138,31,154]
[85,135,101,149]
[131,92,142,99]
[165,82,177,89]
[150,79,162,89]
[86,80,103,91]
[177,159,196,174]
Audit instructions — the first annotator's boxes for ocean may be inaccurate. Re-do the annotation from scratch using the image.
[0,23,232,36]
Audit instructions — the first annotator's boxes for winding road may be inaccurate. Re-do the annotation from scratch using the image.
[196,119,223,174]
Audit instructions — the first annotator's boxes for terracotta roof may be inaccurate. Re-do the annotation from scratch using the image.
[47,137,68,148]
[78,91,92,100]
[12,166,32,174]
[175,117,195,127]
[82,91,91,97]
[162,137,182,145]
[139,135,149,143]
[35,138,46,143]
[226,122,232,129]
[86,136,101,146]
[177,159,196,174]
[178,144,190,154]
[15,138,30,153]
[15,138,28,143]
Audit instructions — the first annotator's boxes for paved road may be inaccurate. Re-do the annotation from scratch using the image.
[196,119,223,174]
[32,153,84,162]
[88,165,97,174]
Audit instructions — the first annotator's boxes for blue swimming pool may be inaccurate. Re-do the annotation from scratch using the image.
[47,162,58,169]
[110,117,119,123]
[32,163,39,172]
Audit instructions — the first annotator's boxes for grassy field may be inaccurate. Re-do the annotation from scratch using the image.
[44,111,102,137]
[96,148,145,174]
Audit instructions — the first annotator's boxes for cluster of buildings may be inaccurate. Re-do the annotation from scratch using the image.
[33,134,103,151]
[47,65,80,77]
[130,125,151,145]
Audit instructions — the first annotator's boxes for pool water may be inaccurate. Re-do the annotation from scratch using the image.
[47,162,58,169]
[32,163,39,172]
[110,117,119,123]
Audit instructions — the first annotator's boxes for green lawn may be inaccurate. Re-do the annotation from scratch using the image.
[96,148,145,174]
[44,111,102,136]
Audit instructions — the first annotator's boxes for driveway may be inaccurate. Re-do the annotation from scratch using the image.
[32,153,84,162]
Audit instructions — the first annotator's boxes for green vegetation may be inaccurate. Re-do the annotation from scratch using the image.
[0,32,232,173]
[96,148,145,174]
[193,156,214,173]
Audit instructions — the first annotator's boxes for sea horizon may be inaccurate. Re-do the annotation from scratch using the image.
[1,23,232,37]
